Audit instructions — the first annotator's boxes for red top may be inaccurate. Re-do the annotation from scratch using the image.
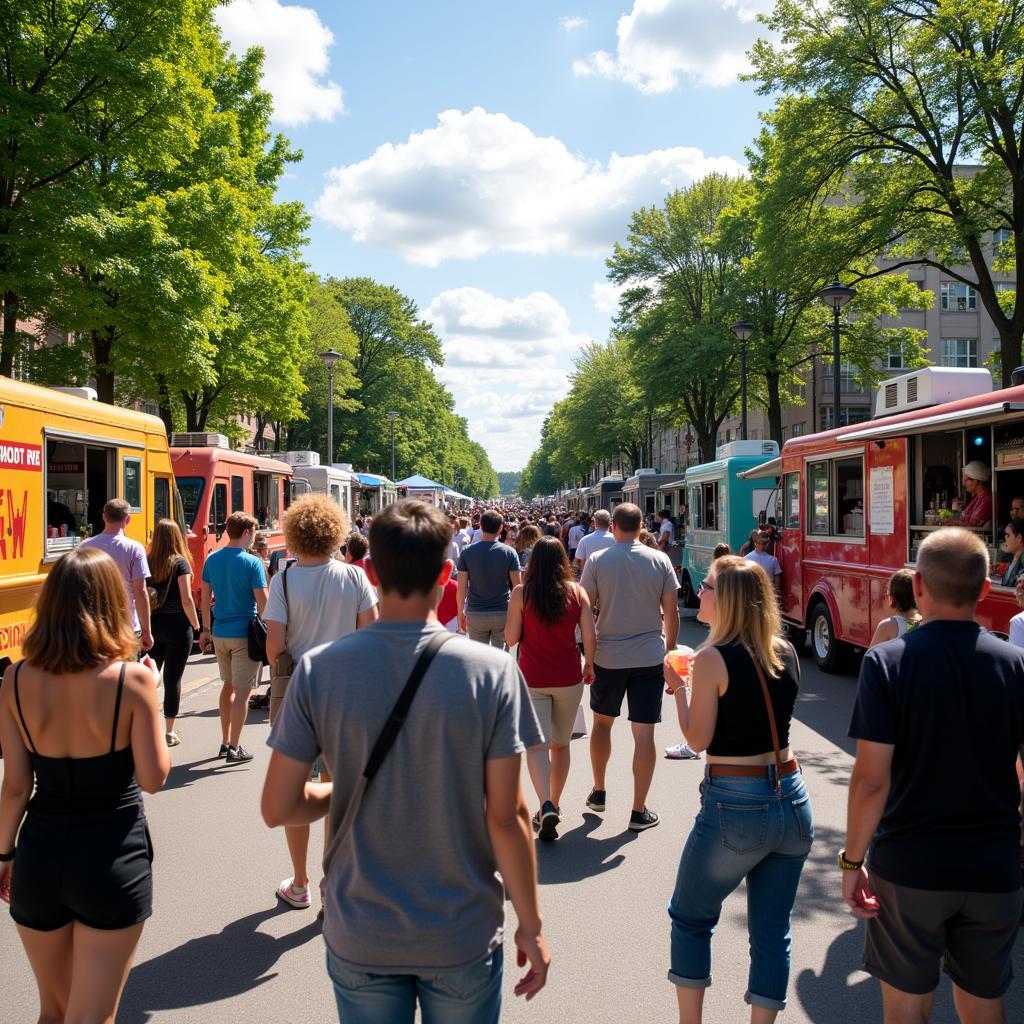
[518,586,583,688]
[437,578,459,626]
[960,489,993,527]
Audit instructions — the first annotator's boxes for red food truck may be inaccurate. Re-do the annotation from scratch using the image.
[740,367,1024,671]
[170,434,293,606]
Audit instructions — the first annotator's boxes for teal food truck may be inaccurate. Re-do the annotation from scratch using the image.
[679,441,781,606]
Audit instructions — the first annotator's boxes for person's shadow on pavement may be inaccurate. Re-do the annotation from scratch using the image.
[117,908,321,1023]
[534,812,638,885]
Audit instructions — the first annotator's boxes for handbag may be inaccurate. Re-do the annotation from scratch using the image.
[331,631,456,845]
[248,614,269,665]
[270,567,295,725]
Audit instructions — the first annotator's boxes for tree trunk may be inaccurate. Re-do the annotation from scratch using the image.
[253,413,268,448]
[156,374,174,434]
[182,391,200,432]
[272,421,283,451]
[92,327,116,404]
[1,291,18,378]
[998,321,1024,389]
[765,370,784,444]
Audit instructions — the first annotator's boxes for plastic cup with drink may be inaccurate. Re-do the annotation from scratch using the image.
[665,645,694,694]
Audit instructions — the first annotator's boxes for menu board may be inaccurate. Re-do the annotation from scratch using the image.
[870,466,895,534]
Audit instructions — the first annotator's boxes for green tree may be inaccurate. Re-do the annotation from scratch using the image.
[497,471,522,496]
[751,0,1024,385]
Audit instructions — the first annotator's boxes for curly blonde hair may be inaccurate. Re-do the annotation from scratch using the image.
[283,494,349,558]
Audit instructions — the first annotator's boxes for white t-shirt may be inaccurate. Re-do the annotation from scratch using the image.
[658,519,674,545]
[264,560,378,660]
[575,528,615,565]
[745,549,783,577]
[451,529,472,555]
[1010,611,1024,650]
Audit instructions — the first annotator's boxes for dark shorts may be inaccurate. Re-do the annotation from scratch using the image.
[590,663,663,724]
[863,870,1023,999]
[10,811,154,932]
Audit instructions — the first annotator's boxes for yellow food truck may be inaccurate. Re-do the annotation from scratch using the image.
[0,378,176,671]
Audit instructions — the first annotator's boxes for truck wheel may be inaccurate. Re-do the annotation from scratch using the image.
[810,603,846,673]
[680,571,699,609]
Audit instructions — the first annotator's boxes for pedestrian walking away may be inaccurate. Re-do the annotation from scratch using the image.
[664,555,812,1023]
[505,535,596,841]
[844,528,1024,1024]
[580,502,680,832]
[146,518,201,746]
[456,509,522,647]
[0,547,170,1024]
[263,495,378,914]
[262,500,549,1023]
[573,509,615,575]
[199,511,268,764]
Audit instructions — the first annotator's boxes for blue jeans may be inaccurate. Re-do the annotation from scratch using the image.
[327,945,503,1024]
[668,770,813,1011]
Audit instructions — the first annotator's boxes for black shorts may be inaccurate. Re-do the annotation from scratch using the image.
[590,663,664,724]
[863,870,1023,999]
[10,811,153,931]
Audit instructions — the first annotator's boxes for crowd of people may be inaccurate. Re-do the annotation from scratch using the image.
[1,492,1023,1024]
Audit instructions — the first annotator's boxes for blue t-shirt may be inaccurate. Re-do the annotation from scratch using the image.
[202,547,267,638]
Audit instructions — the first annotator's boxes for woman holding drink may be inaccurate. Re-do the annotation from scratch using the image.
[663,556,812,1024]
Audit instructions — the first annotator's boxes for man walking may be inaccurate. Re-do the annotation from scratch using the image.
[580,503,679,831]
[843,528,1024,1023]
[199,512,268,764]
[655,508,674,554]
[262,500,549,1023]
[456,509,522,646]
[567,514,587,564]
[81,498,153,651]
[744,530,782,594]
[574,509,615,573]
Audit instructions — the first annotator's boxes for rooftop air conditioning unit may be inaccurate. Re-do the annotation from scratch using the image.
[875,367,992,418]
[634,467,658,475]
[169,432,230,449]
[49,386,97,401]
[280,450,320,467]
[716,440,780,460]
[332,462,355,472]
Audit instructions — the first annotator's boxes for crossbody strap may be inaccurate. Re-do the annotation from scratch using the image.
[749,650,784,793]
[281,565,289,644]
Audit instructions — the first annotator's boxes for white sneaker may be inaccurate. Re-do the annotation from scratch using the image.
[665,741,701,760]
[165,731,181,747]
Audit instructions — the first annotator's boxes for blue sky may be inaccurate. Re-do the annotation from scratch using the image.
[216,0,774,470]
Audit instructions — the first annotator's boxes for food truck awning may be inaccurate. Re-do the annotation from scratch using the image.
[844,401,1024,443]
[656,477,687,492]
[398,474,446,490]
[736,457,782,481]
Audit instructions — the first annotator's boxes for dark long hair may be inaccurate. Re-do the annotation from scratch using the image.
[523,535,573,625]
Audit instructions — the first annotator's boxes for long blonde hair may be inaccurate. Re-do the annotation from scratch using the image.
[148,518,193,584]
[701,555,786,676]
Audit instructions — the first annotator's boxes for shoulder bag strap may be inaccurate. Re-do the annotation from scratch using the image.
[281,565,289,642]
[331,630,456,845]
[749,650,784,794]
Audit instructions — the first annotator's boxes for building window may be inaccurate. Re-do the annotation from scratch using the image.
[781,426,789,442]
[940,338,977,367]
[940,282,977,312]
[993,227,1012,258]
[819,407,872,430]
[887,343,905,370]
[792,422,807,437]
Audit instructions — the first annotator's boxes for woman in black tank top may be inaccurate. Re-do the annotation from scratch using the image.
[663,556,814,1023]
[0,547,170,1024]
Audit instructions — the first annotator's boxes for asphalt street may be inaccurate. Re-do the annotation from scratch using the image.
[3,614,1023,1023]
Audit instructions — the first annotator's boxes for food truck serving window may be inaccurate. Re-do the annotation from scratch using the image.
[45,438,114,556]
[807,456,865,538]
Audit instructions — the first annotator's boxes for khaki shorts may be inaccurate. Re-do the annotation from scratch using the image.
[529,683,584,746]
[213,636,262,689]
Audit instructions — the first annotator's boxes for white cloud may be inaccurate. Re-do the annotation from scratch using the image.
[591,280,628,315]
[573,0,773,92]
[315,107,744,266]
[424,288,589,470]
[560,15,588,31]
[216,0,344,126]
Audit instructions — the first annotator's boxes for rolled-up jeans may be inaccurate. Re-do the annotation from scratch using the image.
[327,945,503,1024]
[668,769,813,1011]
[467,610,507,648]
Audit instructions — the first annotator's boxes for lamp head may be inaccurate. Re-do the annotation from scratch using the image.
[818,281,857,311]
[319,348,342,368]
[730,319,755,342]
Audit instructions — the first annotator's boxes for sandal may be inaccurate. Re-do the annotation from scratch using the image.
[275,878,311,910]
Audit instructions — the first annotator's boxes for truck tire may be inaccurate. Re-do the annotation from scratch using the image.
[680,571,699,609]
[810,602,846,673]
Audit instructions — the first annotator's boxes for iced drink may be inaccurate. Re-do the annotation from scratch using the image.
[666,645,694,679]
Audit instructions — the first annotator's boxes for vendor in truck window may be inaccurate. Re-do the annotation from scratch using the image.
[1010,497,1024,521]
[959,460,993,528]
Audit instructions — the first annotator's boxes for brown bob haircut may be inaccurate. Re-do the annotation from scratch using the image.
[612,502,643,533]
[284,494,349,558]
[369,499,453,597]
[22,547,139,673]
[916,527,988,608]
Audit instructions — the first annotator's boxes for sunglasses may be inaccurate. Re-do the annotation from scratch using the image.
[699,579,715,594]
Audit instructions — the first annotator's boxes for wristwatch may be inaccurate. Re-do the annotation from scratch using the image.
[837,848,864,871]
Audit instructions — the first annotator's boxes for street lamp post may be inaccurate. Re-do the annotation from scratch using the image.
[387,411,398,481]
[818,281,857,431]
[319,349,342,465]
[730,319,754,441]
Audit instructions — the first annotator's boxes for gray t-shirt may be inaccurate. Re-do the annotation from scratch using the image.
[263,560,378,659]
[574,528,615,565]
[268,621,544,973]
[580,540,680,669]
[457,540,520,613]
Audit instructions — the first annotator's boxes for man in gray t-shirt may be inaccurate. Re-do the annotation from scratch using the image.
[580,503,679,833]
[456,509,522,647]
[262,500,548,1022]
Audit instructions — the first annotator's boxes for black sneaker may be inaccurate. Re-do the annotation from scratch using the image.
[225,745,254,764]
[538,801,560,841]
[586,789,606,812]
[218,743,230,758]
[628,807,660,832]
